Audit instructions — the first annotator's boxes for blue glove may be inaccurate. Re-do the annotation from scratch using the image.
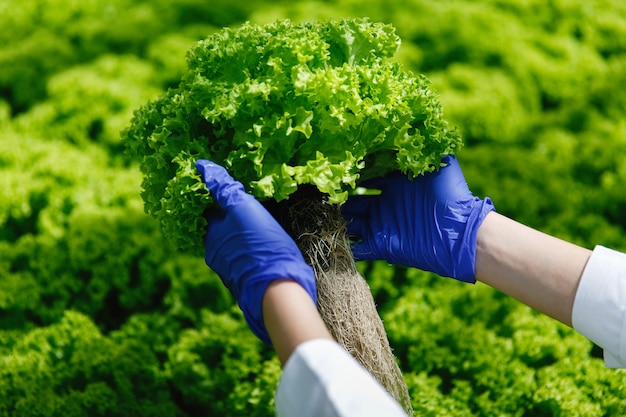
[342,155,495,283]
[196,160,317,344]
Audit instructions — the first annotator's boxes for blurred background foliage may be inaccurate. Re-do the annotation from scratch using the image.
[1,0,625,415]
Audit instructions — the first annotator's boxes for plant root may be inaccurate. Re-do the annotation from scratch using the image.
[265,187,412,415]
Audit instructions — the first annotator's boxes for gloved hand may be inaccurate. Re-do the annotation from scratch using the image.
[342,155,495,283]
[196,160,317,344]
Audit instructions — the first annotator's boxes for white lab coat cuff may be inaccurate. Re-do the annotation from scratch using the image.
[275,339,407,417]
[572,245,626,368]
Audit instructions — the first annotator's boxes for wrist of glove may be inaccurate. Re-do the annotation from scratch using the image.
[342,155,495,283]
[197,160,317,344]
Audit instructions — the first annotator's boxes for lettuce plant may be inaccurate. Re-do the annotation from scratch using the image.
[124,18,461,253]
[124,20,462,412]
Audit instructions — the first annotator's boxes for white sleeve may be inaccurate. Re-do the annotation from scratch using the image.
[274,339,408,417]
[572,245,626,368]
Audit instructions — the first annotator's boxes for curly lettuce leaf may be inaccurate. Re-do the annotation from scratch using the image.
[123,18,462,253]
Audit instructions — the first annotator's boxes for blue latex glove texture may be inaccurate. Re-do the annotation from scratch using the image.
[196,160,317,344]
[342,155,495,283]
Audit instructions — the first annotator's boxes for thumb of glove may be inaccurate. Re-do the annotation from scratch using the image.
[196,160,249,208]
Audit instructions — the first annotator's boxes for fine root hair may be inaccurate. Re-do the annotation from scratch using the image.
[265,189,412,414]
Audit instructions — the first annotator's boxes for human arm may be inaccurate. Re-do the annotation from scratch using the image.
[196,160,409,415]
[343,155,626,367]
[342,154,587,323]
[196,159,318,345]
[263,282,407,416]
[475,211,591,327]
[263,280,333,365]
[476,213,626,367]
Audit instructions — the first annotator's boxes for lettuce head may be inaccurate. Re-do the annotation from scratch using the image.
[123,18,462,253]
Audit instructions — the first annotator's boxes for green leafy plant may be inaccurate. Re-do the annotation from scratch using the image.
[3,1,626,415]
[0,311,179,417]
[124,19,462,414]
[0,131,169,330]
[123,18,461,253]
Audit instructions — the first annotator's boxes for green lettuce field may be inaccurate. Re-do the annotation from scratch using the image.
[2,0,626,415]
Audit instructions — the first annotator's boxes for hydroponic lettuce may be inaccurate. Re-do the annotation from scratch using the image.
[124,18,461,252]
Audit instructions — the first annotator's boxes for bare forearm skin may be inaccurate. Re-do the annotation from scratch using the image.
[475,212,592,327]
[263,280,334,365]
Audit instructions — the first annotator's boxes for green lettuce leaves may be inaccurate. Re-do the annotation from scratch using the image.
[124,18,462,253]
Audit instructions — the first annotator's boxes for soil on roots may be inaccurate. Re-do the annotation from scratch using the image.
[264,186,412,415]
